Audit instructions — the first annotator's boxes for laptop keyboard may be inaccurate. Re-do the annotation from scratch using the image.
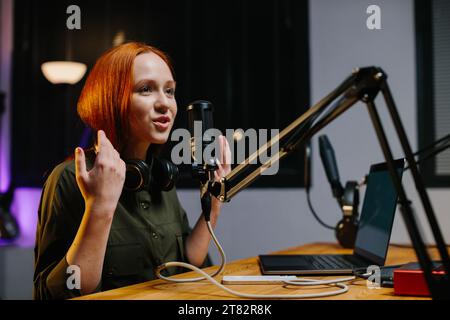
[308,255,355,270]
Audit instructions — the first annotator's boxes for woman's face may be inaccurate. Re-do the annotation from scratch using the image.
[128,52,177,147]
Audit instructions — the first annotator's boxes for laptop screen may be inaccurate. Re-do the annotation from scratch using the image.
[353,159,405,266]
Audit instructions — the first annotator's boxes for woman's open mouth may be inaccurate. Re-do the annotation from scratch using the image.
[152,115,171,131]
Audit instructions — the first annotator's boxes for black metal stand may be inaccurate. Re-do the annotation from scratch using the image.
[196,161,218,222]
[206,66,450,299]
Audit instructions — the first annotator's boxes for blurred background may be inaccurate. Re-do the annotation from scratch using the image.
[0,0,449,299]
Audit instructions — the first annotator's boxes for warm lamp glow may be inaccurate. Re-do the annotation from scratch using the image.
[41,61,87,84]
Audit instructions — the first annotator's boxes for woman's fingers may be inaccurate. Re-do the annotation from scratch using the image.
[94,130,123,170]
[218,136,224,163]
[214,159,224,181]
[218,135,231,175]
[214,170,220,181]
[96,130,111,150]
[96,130,114,161]
[75,147,87,184]
[212,135,231,182]
[214,157,232,182]
[224,137,231,167]
[77,130,126,215]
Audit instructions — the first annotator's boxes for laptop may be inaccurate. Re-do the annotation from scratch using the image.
[259,158,405,275]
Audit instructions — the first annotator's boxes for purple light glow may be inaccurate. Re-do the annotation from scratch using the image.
[0,148,10,192]
[0,111,11,192]
[0,187,41,247]
[0,4,12,193]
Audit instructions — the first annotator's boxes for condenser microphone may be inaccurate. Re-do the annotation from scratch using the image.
[319,135,344,201]
[186,100,218,221]
[318,134,360,248]
[186,100,216,176]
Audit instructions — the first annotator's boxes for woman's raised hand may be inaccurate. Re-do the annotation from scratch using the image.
[213,135,232,182]
[211,135,232,214]
[74,130,126,216]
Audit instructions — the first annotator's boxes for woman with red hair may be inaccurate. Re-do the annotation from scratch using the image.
[33,42,231,299]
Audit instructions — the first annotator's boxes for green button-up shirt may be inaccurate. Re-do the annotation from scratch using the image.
[33,151,192,300]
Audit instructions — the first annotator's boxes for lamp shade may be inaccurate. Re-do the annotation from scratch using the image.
[41,61,87,84]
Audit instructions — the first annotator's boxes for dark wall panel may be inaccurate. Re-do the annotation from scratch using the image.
[12,0,310,188]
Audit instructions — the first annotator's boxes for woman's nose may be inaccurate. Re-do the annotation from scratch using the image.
[154,92,170,114]
[154,102,169,114]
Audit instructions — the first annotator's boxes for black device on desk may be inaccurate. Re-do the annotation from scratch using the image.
[259,158,405,275]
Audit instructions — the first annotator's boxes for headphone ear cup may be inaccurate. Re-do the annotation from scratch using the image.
[335,180,360,248]
[124,158,178,192]
[335,216,358,248]
[152,158,179,191]
[124,159,150,192]
[343,181,360,213]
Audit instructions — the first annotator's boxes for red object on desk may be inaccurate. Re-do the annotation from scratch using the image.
[394,262,446,297]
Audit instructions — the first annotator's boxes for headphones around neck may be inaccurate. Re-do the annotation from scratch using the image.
[124,156,179,192]
[86,134,179,193]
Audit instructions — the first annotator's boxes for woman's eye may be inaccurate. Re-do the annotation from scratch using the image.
[139,85,151,94]
[166,88,176,96]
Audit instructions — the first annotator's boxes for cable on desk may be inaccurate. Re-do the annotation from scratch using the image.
[156,221,226,282]
[158,260,353,299]
[155,221,356,299]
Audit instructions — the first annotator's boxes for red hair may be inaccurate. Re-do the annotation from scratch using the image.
[77,42,174,153]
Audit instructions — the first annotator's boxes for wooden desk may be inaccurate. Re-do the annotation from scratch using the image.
[75,243,447,300]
